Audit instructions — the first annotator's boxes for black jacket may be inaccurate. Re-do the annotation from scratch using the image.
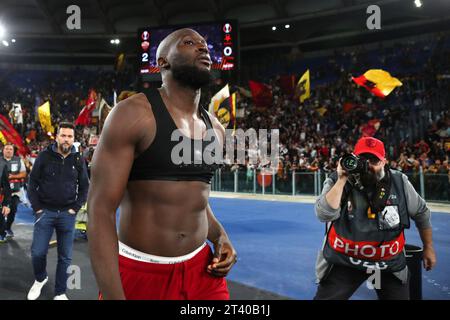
[27,143,89,213]
[0,166,11,207]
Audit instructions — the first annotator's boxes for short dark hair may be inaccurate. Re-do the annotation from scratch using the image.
[2,142,15,151]
[57,122,75,134]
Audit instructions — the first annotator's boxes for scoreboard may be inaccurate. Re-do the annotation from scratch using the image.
[138,21,239,81]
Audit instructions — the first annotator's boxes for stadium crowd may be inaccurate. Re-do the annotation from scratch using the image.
[0,33,448,199]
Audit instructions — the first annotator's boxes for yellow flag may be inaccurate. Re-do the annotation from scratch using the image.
[0,131,7,145]
[297,69,310,103]
[230,92,237,133]
[209,84,230,115]
[38,101,55,136]
[363,69,403,97]
[208,85,236,132]
[316,106,328,117]
[115,53,125,72]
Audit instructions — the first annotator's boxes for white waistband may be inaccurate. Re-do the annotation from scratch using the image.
[118,241,207,264]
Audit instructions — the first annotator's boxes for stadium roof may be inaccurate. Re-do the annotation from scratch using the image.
[0,0,449,64]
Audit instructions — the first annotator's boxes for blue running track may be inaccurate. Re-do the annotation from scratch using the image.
[15,198,450,300]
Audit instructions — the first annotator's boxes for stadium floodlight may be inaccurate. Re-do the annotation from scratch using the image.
[11,39,15,43]
[272,26,277,31]
[285,24,290,29]
[414,0,422,8]
[2,40,9,47]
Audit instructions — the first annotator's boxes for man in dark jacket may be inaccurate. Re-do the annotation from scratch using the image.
[26,122,89,300]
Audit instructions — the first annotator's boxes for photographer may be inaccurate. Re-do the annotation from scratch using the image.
[314,137,436,300]
[0,143,27,239]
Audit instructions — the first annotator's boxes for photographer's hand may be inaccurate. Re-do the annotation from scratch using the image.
[337,159,349,182]
[325,158,348,210]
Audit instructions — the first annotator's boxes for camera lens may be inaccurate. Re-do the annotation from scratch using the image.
[340,154,365,174]
[343,157,357,170]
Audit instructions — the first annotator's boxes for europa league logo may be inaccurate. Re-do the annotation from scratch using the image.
[141,31,150,41]
[223,23,232,33]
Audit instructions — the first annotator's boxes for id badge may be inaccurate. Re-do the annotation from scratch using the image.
[380,205,400,229]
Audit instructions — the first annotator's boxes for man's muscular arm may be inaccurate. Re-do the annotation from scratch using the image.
[87,94,153,300]
[206,204,237,277]
[205,115,237,277]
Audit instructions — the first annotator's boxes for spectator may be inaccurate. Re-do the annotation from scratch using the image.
[26,122,89,300]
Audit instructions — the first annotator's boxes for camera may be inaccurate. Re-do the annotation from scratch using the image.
[340,153,368,174]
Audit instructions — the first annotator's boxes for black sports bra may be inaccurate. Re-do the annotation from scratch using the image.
[128,88,220,184]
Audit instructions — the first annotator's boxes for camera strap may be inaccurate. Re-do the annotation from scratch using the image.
[369,167,391,215]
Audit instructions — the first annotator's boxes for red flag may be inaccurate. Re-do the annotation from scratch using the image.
[0,114,30,156]
[249,81,273,108]
[352,75,385,98]
[360,119,381,137]
[26,128,37,143]
[278,75,296,96]
[343,102,355,113]
[75,89,98,126]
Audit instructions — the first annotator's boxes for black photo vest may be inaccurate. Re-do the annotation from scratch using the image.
[0,156,23,193]
[323,169,410,272]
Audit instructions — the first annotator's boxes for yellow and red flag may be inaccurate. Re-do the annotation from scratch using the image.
[352,69,402,98]
[0,114,29,156]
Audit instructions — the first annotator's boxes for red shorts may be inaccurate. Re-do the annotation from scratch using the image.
[101,242,229,300]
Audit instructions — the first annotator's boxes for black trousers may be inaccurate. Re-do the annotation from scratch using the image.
[5,195,20,232]
[314,264,410,300]
[0,212,5,237]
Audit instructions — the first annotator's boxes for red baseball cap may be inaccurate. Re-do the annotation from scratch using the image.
[354,137,385,160]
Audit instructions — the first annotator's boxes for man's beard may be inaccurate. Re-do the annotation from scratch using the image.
[171,63,212,90]
[59,143,71,154]
[360,168,384,188]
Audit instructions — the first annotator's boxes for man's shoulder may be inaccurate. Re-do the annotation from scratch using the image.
[116,92,151,112]
[35,148,52,161]
[70,151,82,160]
[106,92,154,128]
[99,92,156,151]
[389,168,406,180]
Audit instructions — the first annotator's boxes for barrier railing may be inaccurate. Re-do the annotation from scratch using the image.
[211,167,449,203]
